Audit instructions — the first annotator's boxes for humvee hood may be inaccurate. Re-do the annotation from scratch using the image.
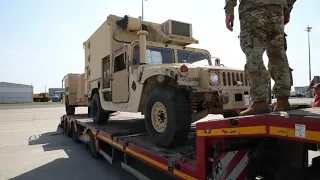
[140,63,243,71]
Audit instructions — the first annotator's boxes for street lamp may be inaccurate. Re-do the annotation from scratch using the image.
[305,25,312,97]
[141,0,147,20]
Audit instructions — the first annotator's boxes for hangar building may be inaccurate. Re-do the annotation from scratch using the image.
[0,82,33,104]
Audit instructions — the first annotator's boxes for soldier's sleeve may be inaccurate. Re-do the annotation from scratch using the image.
[286,0,296,12]
[224,0,237,16]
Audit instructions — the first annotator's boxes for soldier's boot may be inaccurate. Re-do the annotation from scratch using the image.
[239,101,271,116]
[273,97,291,112]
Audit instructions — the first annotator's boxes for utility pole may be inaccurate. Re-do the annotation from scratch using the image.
[305,25,312,97]
[141,0,147,20]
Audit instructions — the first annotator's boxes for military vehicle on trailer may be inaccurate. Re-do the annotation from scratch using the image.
[83,14,251,147]
[62,73,89,115]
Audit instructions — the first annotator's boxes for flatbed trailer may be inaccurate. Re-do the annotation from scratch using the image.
[60,108,320,180]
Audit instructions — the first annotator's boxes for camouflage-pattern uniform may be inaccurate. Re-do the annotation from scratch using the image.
[224,0,291,103]
[284,0,296,86]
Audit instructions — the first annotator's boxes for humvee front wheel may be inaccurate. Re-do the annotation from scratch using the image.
[145,85,191,148]
[91,93,110,124]
[222,111,239,118]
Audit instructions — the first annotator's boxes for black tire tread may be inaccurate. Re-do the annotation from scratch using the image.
[145,85,191,148]
[87,131,101,159]
[91,93,110,124]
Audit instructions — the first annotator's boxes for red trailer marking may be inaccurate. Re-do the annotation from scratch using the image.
[214,150,249,180]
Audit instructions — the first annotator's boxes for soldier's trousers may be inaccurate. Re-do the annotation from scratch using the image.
[269,33,294,88]
[239,5,291,103]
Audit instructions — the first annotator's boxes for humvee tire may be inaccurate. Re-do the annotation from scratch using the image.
[65,97,75,115]
[91,93,110,124]
[222,111,239,118]
[145,85,191,148]
[88,107,92,118]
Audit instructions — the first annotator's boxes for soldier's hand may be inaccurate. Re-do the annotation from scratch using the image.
[225,15,234,32]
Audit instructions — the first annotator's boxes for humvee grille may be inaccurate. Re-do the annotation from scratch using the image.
[222,71,249,86]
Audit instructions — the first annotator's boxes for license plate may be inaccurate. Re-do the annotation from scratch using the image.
[178,76,199,82]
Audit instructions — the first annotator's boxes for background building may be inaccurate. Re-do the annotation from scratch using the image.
[0,82,33,104]
[48,88,64,102]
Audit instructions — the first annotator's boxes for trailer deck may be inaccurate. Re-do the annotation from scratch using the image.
[60,108,320,180]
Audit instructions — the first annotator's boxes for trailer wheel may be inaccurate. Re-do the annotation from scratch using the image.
[71,123,81,143]
[91,93,110,124]
[87,131,101,159]
[64,120,72,137]
[65,97,75,115]
[145,85,191,148]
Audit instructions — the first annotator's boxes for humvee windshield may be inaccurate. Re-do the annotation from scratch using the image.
[133,45,210,65]
[177,50,210,65]
[133,46,174,65]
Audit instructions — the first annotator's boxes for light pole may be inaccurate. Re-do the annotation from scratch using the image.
[141,0,147,20]
[305,25,312,97]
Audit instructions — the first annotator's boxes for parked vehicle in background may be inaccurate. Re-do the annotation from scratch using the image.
[33,92,50,102]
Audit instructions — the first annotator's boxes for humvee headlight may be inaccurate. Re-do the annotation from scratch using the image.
[209,72,219,85]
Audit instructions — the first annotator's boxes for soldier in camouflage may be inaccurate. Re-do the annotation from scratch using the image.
[224,0,296,116]
[270,0,297,110]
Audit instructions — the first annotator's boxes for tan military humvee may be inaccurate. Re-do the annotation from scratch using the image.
[83,14,251,148]
[62,73,89,115]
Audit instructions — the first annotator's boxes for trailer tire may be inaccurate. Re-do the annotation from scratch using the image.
[71,123,81,143]
[145,85,191,148]
[91,93,110,124]
[87,131,101,159]
[64,120,72,137]
[65,98,75,115]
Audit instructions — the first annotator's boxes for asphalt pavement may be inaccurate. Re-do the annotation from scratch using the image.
[0,106,137,180]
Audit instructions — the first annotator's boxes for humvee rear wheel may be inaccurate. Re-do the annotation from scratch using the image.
[145,85,191,148]
[91,93,110,124]
[65,97,75,115]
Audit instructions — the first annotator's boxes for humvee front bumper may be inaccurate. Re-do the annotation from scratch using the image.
[191,89,250,114]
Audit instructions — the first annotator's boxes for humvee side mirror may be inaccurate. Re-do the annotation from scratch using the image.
[212,57,224,67]
[215,58,220,66]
